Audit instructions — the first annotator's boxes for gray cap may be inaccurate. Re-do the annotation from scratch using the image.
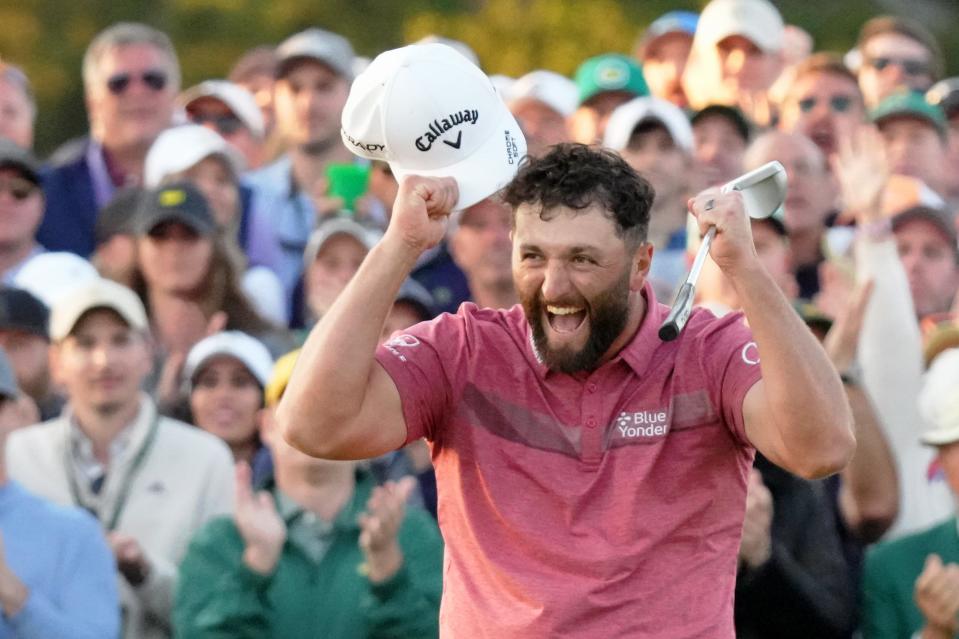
[276,28,355,80]
[0,348,19,399]
[0,138,40,184]
[303,217,377,267]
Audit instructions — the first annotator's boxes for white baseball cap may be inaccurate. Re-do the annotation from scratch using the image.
[277,28,355,80]
[508,70,578,118]
[183,331,275,389]
[920,348,959,446]
[13,252,100,311]
[303,217,378,268]
[695,0,784,54]
[49,278,148,341]
[145,124,244,188]
[603,96,694,152]
[179,80,266,138]
[340,43,527,211]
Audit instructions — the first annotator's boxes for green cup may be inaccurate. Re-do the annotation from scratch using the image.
[325,163,371,212]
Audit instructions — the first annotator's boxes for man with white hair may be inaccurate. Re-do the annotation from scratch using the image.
[862,348,959,639]
[0,62,35,149]
[39,22,179,257]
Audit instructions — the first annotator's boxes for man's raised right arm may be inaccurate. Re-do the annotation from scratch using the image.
[276,177,459,460]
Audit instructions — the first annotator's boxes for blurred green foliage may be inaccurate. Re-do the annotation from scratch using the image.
[0,0,955,156]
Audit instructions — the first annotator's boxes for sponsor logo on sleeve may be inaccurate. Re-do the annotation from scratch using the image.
[383,334,420,362]
[741,342,760,365]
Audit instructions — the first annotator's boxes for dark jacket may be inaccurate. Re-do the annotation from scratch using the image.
[734,455,857,639]
[38,137,100,256]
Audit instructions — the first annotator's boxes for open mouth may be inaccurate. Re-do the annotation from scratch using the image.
[546,305,587,334]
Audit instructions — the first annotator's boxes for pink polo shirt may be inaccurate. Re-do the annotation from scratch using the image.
[375,282,762,638]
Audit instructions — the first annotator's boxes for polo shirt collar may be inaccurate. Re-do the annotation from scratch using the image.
[527,280,665,380]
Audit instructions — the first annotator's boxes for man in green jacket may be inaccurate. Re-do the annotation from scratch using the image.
[174,349,444,638]
[862,348,959,639]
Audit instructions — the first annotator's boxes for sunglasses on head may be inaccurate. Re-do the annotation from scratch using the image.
[106,69,168,95]
[866,56,930,77]
[797,95,855,114]
[0,176,38,201]
[190,113,245,136]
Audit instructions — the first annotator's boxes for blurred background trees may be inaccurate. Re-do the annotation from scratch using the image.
[1,0,956,155]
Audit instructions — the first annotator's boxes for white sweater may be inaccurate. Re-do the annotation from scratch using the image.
[857,236,952,537]
[5,396,235,639]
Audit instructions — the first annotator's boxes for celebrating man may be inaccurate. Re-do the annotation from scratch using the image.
[278,43,854,637]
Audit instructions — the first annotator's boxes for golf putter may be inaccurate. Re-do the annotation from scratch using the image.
[658,161,787,342]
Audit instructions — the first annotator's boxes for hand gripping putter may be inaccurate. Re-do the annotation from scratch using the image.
[658,161,788,342]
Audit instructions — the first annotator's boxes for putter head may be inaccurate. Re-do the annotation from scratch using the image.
[721,160,787,220]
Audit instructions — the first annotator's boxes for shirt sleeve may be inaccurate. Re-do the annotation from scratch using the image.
[696,311,763,447]
[7,511,121,639]
[374,312,470,445]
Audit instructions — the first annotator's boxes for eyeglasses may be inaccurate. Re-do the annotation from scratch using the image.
[190,113,245,136]
[865,56,930,77]
[797,95,855,114]
[0,176,38,201]
[106,69,168,95]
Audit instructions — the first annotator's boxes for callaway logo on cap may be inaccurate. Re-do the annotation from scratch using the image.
[340,43,527,210]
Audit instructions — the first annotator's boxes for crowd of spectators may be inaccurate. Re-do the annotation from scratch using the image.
[1,0,959,636]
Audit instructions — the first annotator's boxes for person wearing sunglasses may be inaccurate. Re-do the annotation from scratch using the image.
[855,15,943,109]
[37,22,179,259]
[779,53,866,159]
[0,140,45,286]
[179,80,266,171]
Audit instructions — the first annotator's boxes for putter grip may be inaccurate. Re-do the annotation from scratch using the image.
[658,282,695,342]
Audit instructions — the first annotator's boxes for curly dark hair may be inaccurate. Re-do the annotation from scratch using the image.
[502,143,654,247]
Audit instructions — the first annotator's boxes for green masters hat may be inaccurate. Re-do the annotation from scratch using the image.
[870,90,947,139]
[574,54,649,106]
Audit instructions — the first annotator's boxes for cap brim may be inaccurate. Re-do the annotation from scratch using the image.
[142,212,215,237]
[922,426,959,446]
[390,107,527,211]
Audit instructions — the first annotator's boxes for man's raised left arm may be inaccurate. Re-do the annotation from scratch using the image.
[690,191,855,479]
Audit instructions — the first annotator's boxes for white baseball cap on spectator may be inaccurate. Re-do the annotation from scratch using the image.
[602,96,694,152]
[49,277,148,341]
[508,70,578,118]
[276,28,355,80]
[303,217,378,268]
[183,331,274,390]
[341,43,527,211]
[144,124,244,188]
[919,348,959,446]
[695,0,784,54]
[13,252,100,311]
[414,35,480,67]
[179,80,266,138]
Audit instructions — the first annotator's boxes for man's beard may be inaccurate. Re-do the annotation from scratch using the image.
[523,268,632,374]
[300,133,339,156]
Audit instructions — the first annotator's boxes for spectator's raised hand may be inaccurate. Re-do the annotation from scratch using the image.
[832,125,889,224]
[234,461,286,575]
[739,469,773,569]
[359,476,416,583]
[107,531,152,586]
[915,553,959,638]
[824,280,874,373]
